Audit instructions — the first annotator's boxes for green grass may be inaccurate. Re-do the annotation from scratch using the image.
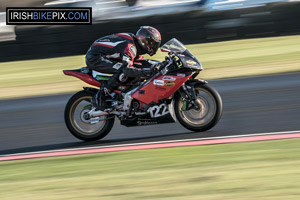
[1,138,300,200]
[1,35,300,99]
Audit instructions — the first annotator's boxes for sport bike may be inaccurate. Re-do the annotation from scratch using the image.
[63,38,223,141]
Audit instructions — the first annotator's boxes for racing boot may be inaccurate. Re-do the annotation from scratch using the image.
[91,73,126,110]
[91,81,113,111]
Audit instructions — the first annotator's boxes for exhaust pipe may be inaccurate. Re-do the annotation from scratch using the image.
[88,108,108,118]
[87,108,125,119]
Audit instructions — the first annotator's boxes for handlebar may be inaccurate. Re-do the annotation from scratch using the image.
[160,53,178,75]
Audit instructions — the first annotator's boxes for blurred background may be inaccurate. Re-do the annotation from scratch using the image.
[1,0,300,150]
[1,2,300,199]
[1,0,300,62]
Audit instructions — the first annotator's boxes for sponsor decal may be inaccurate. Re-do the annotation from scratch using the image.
[147,104,170,118]
[137,118,157,125]
[186,60,197,65]
[164,81,175,86]
[177,73,185,77]
[153,79,164,86]
[113,62,123,70]
[81,68,89,73]
[162,76,176,81]
[137,121,157,126]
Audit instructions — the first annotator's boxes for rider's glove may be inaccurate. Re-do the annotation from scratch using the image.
[142,68,154,77]
[142,63,162,77]
[151,63,162,72]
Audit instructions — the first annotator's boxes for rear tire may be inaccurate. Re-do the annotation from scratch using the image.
[64,90,115,141]
[174,84,222,132]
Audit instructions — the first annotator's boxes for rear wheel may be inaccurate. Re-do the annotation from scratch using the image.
[174,84,222,132]
[64,90,114,141]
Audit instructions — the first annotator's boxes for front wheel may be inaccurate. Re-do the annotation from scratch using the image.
[174,84,222,132]
[64,90,115,141]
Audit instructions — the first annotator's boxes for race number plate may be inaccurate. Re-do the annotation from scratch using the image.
[147,104,170,118]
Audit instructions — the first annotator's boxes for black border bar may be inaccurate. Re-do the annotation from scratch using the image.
[6,7,92,25]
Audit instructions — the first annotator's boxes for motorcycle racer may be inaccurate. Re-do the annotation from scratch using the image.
[85,26,162,109]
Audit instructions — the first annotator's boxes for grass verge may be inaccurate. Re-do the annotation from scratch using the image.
[1,35,300,99]
[1,138,300,200]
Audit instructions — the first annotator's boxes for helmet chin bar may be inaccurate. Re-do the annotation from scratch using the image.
[147,46,154,56]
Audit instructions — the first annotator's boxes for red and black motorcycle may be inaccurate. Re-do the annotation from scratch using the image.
[63,38,223,141]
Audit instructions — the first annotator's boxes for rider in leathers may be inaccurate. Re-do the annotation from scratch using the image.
[85,26,161,109]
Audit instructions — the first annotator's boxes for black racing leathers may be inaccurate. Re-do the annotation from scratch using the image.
[85,33,151,79]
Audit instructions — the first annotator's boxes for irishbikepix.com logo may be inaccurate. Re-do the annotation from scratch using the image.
[6,7,92,25]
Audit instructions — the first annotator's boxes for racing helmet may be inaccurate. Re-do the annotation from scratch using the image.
[136,26,161,56]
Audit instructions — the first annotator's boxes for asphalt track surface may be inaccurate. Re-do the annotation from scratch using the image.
[1,72,300,155]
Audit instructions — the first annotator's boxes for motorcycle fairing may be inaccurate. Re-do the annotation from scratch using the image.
[120,112,175,127]
[161,38,202,70]
[178,50,203,70]
[132,74,192,104]
[63,69,101,87]
[92,71,112,81]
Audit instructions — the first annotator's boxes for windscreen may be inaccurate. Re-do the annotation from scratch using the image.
[161,38,203,70]
[160,38,187,53]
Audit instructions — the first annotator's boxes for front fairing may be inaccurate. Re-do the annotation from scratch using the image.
[160,38,203,70]
[178,49,203,70]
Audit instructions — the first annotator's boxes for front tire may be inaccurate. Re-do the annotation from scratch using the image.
[64,90,115,141]
[174,84,222,132]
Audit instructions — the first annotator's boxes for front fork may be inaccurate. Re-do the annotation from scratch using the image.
[179,80,208,111]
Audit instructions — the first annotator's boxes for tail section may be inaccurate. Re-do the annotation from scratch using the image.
[63,68,101,87]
